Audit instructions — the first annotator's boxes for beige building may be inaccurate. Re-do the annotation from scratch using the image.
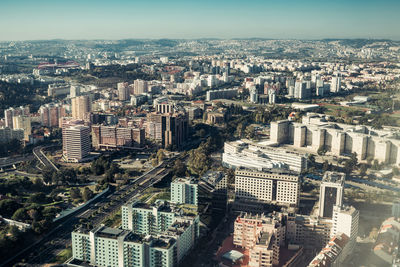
[12,115,31,141]
[270,113,400,165]
[117,82,130,101]
[234,169,300,211]
[71,95,91,120]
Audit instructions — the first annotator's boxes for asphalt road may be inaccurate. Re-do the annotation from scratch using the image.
[3,156,176,267]
[32,146,59,171]
[0,155,34,168]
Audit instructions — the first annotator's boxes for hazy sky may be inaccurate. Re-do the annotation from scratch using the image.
[0,0,399,41]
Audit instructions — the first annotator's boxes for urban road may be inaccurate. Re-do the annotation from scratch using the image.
[1,155,177,267]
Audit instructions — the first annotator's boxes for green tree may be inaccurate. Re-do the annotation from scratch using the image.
[82,187,94,202]
[0,199,22,217]
[28,192,47,204]
[70,187,81,200]
[172,159,186,177]
[12,208,27,222]
[42,166,55,184]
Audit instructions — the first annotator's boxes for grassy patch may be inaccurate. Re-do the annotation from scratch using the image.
[54,246,72,263]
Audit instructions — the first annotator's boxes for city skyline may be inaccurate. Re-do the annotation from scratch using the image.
[1,0,400,41]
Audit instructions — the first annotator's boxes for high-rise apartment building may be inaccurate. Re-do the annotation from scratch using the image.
[72,226,177,267]
[331,205,359,257]
[117,82,130,101]
[318,172,345,218]
[4,106,29,129]
[170,178,198,206]
[62,125,91,162]
[39,103,65,127]
[133,79,148,95]
[294,80,309,99]
[12,115,31,141]
[72,95,91,120]
[330,75,341,93]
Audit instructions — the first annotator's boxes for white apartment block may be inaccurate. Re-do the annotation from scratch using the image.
[223,140,307,173]
[170,178,198,206]
[72,226,177,267]
[270,113,400,165]
[331,205,359,259]
[234,169,300,207]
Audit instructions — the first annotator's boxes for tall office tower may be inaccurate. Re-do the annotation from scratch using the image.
[330,75,341,93]
[39,103,65,127]
[234,169,300,212]
[170,178,198,206]
[318,172,345,218]
[331,205,359,258]
[62,125,90,162]
[133,79,148,95]
[249,86,258,103]
[71,95,91,120]
[117,82,130,101]
[70,85,81,98]
[12,115,31,141]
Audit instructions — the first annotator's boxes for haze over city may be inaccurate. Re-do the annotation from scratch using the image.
[1,1,400,267]
[1,0,400,40]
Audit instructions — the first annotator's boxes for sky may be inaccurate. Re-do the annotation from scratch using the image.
[0,0,399,41]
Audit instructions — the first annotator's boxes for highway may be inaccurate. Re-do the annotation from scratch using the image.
[32,146,59,171]
[0,155,34,169]
[2,156,176,267]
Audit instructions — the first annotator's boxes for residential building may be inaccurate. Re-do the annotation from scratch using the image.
[331,205,359,258]
[72,95,91,120]
[171,178,198,206]
[4,106,29,129]
[133,79,148,95]
[234,168,300,212]
[71,226,177,267]
[206,88,238,101]
[233,212,305,267]
[330,75,341,93]
[373,217,400,265]
[91,125,145,150]
[48,83,70,97]
[308,233,350,267]
[39,103,65,127]
[270,113,400,165]
[121,199,199,237]
[117,82,130,101]
[12,115,31,141]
